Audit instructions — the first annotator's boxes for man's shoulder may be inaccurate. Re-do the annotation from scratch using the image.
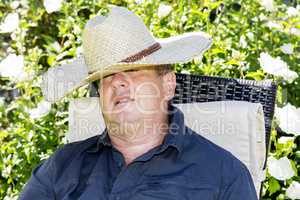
[182,128,257,198]
[49,135,100,166]
[26,135,100,188]
[56,135,99,154]
[183,126,233,158]
[183,126,248,174]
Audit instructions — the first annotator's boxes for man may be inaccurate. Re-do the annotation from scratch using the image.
[19,6,258,200]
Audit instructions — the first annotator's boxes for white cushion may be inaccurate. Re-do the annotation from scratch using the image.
[67,97,106,143]
[67,97,266,195]
[176,101,266,196]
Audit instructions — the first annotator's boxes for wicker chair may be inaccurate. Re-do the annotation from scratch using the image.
[89,73,277,198]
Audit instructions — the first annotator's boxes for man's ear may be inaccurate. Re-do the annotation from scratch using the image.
[162,71,176,101]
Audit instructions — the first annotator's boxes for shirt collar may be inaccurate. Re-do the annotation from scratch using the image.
[86,104,186,154]
[161,103,185,153]
[86,129,112,153]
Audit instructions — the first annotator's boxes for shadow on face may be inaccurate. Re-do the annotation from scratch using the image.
[93,65,176,124]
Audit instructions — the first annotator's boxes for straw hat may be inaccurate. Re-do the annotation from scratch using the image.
[41,6,212,103]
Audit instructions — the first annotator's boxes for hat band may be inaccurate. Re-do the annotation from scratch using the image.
[120,42,161,63]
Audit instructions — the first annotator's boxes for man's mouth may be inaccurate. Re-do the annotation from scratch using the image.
[114,96,134,107]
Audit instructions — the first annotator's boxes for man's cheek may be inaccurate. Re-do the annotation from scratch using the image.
[133,97,160,114]
[135,81,161,96]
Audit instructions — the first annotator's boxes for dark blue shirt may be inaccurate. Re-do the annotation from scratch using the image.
[19,105,258,200]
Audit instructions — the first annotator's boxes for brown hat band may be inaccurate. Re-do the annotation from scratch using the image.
[120,42,162,63]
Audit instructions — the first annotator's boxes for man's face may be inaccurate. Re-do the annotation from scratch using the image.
[98,66,176,125]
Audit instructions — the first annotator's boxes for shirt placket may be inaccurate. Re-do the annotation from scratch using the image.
[108,148,141,200]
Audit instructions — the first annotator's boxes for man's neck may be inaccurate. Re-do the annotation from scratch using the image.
[107,118,169,166]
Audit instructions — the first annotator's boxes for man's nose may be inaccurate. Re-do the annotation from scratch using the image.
[111,72,129,89]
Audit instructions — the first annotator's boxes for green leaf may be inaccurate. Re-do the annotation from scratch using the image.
[268,177,281,195]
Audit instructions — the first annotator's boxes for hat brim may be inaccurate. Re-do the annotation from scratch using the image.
[87,32,212,81]
[42,32,212,103]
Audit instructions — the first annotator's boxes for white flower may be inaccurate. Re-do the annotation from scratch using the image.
[280,43,293,55]
[0,54,27,81]
[268,156,295,180]
[275,103,300,136]
[258,52,298,82]
[135,0,144,4]
[290,27,300,36]
[258,13,268,21]
[28,101,52,119]
[265,21,283,30]
[180,70,190,74]
[287,7,299,17]
[0,97,5,106]
[278,136,294,144]
[181,15,188,22]
[260,0,276,12]
[284,70,299,83]
[239,36,247,48]
[0,13,19,33]
[43,0,62,14]
[286,181,300,199]
[246,31,254,41]
[158,4,172,18]
[11,1,20,9]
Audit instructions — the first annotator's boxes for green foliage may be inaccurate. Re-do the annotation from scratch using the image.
[0,0,299,199]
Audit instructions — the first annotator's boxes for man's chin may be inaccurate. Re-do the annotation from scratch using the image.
[109,111,141,124]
